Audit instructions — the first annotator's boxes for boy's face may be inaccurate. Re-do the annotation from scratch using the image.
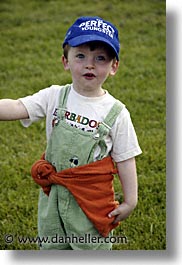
[62,44,119,96]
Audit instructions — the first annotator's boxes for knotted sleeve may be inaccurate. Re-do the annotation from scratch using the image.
[31,156,56,195]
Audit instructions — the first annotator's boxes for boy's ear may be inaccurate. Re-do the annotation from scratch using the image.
[109,60,119,76]
[62,55,70,70]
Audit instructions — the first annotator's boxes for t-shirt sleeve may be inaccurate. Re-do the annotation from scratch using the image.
[18,86,57,127]
[110,107,142,162]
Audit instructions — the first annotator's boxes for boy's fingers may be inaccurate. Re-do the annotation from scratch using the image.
[108,208,119,218]
[108,209,121,224]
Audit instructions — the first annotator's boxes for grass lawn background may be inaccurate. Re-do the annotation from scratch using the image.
[0,0,166,250]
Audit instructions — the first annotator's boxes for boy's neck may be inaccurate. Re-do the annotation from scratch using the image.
[72,85,105,98]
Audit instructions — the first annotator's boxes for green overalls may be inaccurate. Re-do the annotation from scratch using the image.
[38,85,123,250]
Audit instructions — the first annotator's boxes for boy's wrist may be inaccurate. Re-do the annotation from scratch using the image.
[123,199,137,210]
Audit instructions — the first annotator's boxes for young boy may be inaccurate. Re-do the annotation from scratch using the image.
[0,16,142,250]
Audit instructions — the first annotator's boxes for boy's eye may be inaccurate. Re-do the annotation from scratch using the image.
[95,55,106,61]
[76,53,85,59]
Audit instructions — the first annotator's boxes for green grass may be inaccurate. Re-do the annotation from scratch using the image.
[0,0,166,250]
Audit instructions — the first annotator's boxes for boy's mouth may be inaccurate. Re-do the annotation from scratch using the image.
[83,73,96,79]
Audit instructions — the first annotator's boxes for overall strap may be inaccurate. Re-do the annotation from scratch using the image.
[103,100,124,129]
[59,84,71,109]
[98,100,124,136]
[95,100,124,161]
[57,84,71,119]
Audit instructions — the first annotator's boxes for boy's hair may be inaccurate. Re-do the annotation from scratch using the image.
[63,41,117,60]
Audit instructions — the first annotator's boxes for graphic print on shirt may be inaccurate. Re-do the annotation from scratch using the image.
[52,108,100,132]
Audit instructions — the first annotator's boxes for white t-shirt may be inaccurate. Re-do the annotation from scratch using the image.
[19,84,142,162]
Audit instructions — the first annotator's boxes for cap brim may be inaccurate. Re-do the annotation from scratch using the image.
[65,35,119,60]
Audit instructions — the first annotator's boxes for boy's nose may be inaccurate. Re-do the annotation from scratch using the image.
[86,64,95,70]
[85,57,95,70]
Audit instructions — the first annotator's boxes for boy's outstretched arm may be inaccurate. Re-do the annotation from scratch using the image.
[108,157,138,224]
[0,99,29,121]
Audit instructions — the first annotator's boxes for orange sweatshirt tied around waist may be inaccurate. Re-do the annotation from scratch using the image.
[31,155,120,237]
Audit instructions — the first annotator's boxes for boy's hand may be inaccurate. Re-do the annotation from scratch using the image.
[108,202,136,224]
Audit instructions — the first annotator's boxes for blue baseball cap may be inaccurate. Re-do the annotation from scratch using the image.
[63,16,120,60]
